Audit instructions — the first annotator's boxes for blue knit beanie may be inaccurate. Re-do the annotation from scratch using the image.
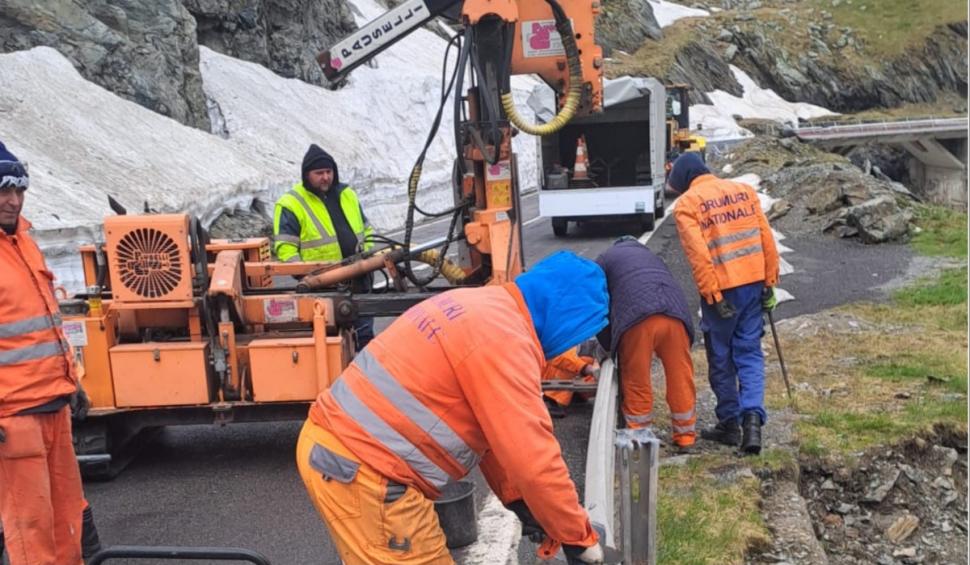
[0,142,28,190]
[668,152,709,193]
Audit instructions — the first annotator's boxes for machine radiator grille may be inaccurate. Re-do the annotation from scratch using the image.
[115,228,184,298]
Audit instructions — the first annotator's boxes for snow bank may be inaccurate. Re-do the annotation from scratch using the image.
[692,65,836,141]
[0,47,287,250]
[0,0,541,289]
[648,0,709,27]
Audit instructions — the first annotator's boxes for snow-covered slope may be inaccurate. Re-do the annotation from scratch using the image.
[0,47,286,249]
[648,0,709,27]
[692,65,836,140]
[0,0,539,289]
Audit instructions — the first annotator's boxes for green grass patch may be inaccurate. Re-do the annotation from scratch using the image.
[911,206,968,258]
[893,268,968,307]
[812,0,968,56]
[657,458,767,565]
[867,351,968,393]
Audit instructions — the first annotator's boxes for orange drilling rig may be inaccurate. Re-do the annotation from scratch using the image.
[63,0,605,480]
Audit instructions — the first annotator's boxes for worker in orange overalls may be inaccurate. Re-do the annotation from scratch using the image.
[296,250,609,565]
[541,347,598,419]
[0,141,88,565]
[595,237,697,448]
[669,152,780,455]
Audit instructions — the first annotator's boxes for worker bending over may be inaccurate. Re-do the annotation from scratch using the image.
[596,237,697,448]
[0,141,94,565]
[541,346,598,419]
[669,153,780,455]
[296,251,608,564]
[274,144,376,349]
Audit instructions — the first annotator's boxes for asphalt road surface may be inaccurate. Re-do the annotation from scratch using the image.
[83,190,916,564]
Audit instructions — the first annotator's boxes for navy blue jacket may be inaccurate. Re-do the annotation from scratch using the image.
[595,241,695,352]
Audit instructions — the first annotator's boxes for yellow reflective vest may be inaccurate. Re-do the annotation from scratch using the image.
[273,182,374,262]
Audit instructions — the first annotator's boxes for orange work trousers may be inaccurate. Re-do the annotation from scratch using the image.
[542,348,595,407]
[0,406,84,565]
[296,420,453,565]
[617,315,696,446]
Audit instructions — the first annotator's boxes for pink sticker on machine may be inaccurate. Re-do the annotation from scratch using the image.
[264,298,298,323]
[521,20,565,58]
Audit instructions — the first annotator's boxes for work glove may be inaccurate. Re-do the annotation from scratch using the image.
[762,287,777,312]
[505,500,545,541]
[714,299,736,319]
[70,386,90,422]
[563,541,605,564]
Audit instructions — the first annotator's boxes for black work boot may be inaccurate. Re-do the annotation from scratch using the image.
[741,412,762,455]
[700,419,740,447]
[82,504,103,558]
[544,397,567,419]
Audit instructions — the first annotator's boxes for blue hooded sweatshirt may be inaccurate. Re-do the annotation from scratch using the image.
[513,250,609,359]
[668,152,710,193]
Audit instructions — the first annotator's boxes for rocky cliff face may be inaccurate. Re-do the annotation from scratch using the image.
[0,0,357,130]
[184,0,357,87]
[0,0,210,129]
[608,7,967,113]
[596,0,663,55]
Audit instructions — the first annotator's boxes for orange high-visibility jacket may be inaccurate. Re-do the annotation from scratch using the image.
[309,284,598,548]
[0,217,76,417]
[673,174,780,304]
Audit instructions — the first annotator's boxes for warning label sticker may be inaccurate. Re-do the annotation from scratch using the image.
[264,298,298,323]
[62,320,88,347]
[521,20,565,58]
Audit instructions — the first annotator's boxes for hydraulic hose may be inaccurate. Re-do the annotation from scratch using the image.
[413,249,466,284]
[501,0,584,136]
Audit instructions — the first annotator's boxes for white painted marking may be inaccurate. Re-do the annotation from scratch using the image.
[638,197,677,245]
[460,492,521,565]
[522,215,545,228]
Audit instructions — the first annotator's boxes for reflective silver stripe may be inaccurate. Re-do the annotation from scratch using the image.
[673,424,696,434]
[623,412,653,424]
[712,243,763,266]
[330,378,451,489]
[0,340,64,366]
[707,228,760,250]
[0,314,61,339]
[283,255,302,263]
[274,234,301,245]
[287,191,338,247]
[356,350,479,472]
[671,409,695,421]
[300,238,336,250]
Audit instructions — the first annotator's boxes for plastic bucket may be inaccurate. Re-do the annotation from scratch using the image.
[433,480,478,548]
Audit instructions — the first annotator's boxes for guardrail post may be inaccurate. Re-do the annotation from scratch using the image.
[615,428,660,565]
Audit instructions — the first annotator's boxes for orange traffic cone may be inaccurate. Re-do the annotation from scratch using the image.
[573,135,590,182]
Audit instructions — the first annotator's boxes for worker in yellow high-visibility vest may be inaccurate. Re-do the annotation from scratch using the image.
[274,144,376,350]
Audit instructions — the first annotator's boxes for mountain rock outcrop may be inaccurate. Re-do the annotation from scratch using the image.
[184,0,357,87]
[0,0,210,130]
[596,0,663,55]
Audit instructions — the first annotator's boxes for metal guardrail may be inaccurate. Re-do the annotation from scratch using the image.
[794,116,969,140]
[583,359,659,565]
[87,546,272,565]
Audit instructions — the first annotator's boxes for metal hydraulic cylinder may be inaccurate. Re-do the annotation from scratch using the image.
[615,427,660,565]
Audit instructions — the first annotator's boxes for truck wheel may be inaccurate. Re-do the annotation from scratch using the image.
[639,213,655,233]
[552,218,568,237]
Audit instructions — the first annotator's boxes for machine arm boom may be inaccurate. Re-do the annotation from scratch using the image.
[318,0,461,82]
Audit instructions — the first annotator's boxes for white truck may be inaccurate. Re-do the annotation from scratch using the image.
[533,77,668,237]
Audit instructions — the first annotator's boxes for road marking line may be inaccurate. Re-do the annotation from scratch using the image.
[638,198,677,245]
